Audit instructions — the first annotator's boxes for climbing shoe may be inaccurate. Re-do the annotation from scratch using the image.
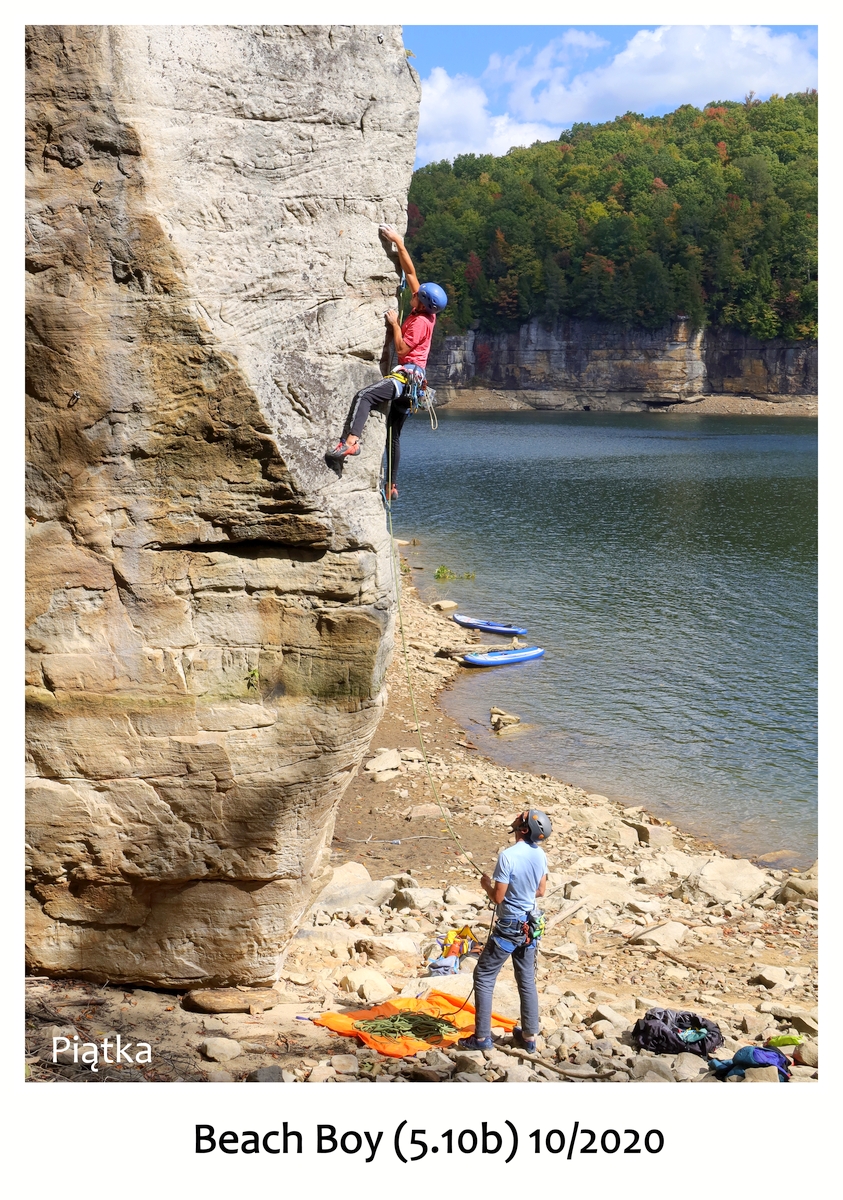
[512,1027,536,1054]
[456,1035,493,1051]
[326,439,361,461]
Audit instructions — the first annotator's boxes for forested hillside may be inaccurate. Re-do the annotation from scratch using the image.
[407,92,817,340]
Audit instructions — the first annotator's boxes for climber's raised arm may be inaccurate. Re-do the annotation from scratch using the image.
[379,224,419,294]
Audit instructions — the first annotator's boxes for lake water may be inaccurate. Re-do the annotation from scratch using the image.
[393,409,817,864]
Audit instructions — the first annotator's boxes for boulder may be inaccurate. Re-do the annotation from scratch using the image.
[789,1013,819,1038]
[307,1065,337,1083]
[431,601,459,613]
[759,1004,819,1036]
[425,1050,455,1072]
[355,933,422,965]
[776,876,818,904]
[659,850,709,877]
[504,1064,535,1082]
[590,1004,630,1029]
[673,1052,708,1081]
[408,804,448,821]
[452,1052,485,1074]
[246,1066,285,1082]
[330,1054,360,1075]
[365,749,402,773]
[571,807,614,830]
[625,822,675,849]
[687,858,768,904]
[338,968,394,1005]
[606,823,639,849]
[754,850,796,868]
[545,942,580,962]
[315,864,395,912]
[627,899,662,916]
[565,874,639,907]
[200,1038,242,1063]
[183,988,279,1014]
[794,1041,818,1067]
[749,965,789,988]
[740,1013,769,1037]
[743,1066,781,1083]
[631,1056,675,1082]
[629,922,688,951]
[391,887,445,911]
[443,886,486,908]
[490,711,520,731]
[291,927,359,957]
[591,1020,621,1040]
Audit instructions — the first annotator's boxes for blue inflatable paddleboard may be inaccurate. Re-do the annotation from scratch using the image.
[453,614,528,636]
[462,646,545,667]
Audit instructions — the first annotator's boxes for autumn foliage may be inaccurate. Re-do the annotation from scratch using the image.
[407,91,817,340]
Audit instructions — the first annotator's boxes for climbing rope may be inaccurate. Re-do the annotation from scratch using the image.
[378,271,497,1024]
[385,428,483,881]
[352,1011,457,1042]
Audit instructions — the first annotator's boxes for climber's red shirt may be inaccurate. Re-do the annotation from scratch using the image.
[398,310,436,368]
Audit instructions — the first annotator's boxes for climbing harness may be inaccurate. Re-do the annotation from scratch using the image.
[384,362,438,429]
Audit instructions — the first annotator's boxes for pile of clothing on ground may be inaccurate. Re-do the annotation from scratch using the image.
[633,1006,799,1081]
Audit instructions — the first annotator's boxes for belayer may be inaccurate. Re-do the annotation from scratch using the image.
[326,223,447,500]
[458,809,552,1055]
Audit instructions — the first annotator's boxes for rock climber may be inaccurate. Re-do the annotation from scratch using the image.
[326,223,447,500]
[458,809,552,1055]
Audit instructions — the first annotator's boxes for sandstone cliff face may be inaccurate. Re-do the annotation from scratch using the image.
[25,25,419,986]
[429,319,817,410]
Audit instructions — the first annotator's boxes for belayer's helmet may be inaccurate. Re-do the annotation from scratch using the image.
[416,282,448,314]
[513,809,553,844]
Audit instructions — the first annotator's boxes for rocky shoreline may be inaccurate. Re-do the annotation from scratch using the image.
[435,388,818,416]
[25,572,818,1084]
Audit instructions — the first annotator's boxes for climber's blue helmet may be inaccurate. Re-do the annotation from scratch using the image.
[416,282,448,314]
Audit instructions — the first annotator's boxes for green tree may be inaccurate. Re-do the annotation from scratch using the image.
[408,91,817,339]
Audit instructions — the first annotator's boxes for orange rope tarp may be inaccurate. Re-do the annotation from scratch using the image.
[313,990,515,1059]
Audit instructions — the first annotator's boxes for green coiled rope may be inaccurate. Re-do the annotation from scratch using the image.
[352,1011,458,1043]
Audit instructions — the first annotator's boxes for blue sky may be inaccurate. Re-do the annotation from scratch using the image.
[403,25,818,166]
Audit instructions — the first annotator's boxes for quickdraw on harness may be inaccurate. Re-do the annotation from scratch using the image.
[523,910,546,946]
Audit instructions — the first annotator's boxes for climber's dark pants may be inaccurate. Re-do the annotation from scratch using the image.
[348,379,411,482]
[386,401,411,483]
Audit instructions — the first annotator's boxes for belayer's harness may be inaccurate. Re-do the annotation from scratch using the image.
[491,909,546,954]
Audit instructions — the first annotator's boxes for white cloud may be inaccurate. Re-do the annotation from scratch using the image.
[415,66,559,165]
[415,26,817,166]
[499,25,818,126]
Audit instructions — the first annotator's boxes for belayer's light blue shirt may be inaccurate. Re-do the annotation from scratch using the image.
[492,839,547,922]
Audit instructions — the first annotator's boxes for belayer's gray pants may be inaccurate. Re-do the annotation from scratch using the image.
[471,921,539,1040]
